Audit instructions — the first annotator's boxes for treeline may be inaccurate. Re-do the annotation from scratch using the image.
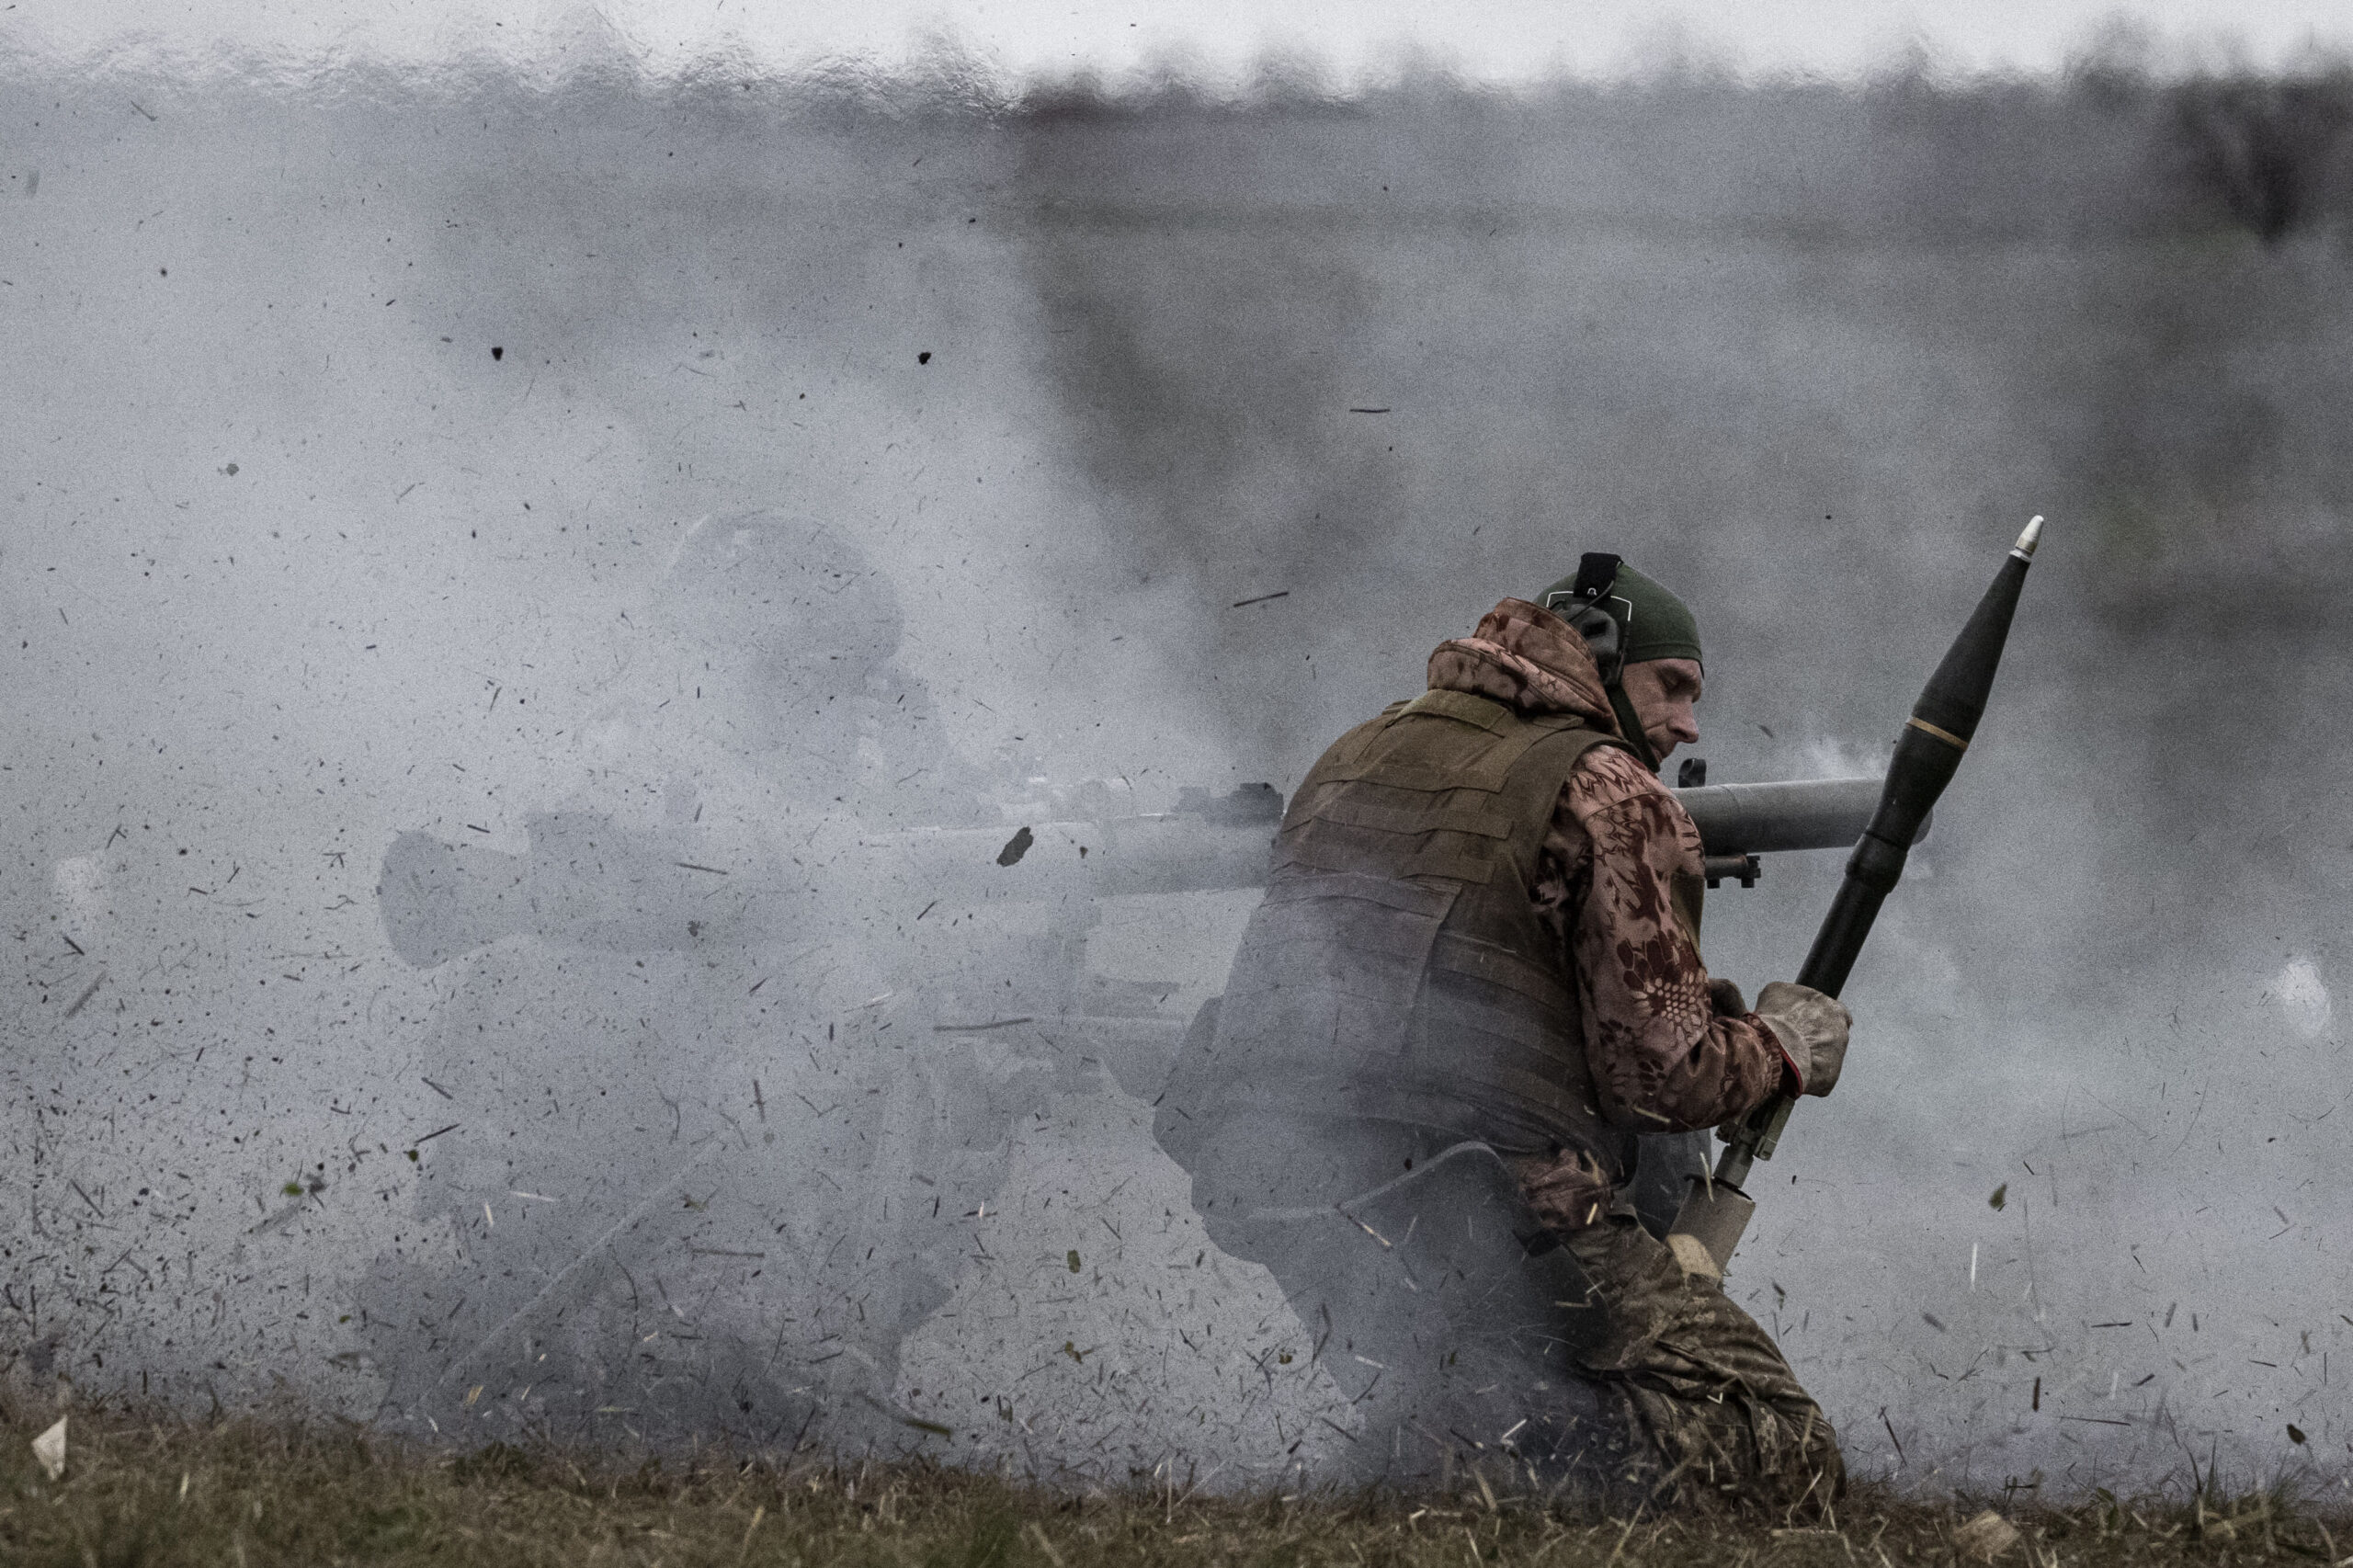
[11,42,2349,247]
[1015,67,2353,248]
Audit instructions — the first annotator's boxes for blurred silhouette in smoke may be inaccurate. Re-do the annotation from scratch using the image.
[362,509,1284,1446]
[361,511,1063,1446]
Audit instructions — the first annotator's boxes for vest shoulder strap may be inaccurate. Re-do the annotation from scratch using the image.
[1280,698,1631,886]
[1400,687,1514,731]
[1306,699,1599,796]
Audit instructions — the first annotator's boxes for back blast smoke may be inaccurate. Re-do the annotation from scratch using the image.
[5,46,2353,1497]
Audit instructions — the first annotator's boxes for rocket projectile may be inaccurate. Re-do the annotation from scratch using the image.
[1668,517,2046,1274]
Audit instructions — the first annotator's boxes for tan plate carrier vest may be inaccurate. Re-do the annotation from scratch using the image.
[1195,687,1661,1174]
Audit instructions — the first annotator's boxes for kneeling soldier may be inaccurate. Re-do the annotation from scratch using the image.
[1158,557,1848,1508]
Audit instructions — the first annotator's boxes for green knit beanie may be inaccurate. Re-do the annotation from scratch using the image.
[1535,561,1703,669]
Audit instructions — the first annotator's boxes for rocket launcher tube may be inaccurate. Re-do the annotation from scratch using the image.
[1669,517,2043,1270]
[1673,777,1927,858]
[380,776,1918,968]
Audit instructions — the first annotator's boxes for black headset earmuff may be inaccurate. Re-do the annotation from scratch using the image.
[1542,551,1629,686]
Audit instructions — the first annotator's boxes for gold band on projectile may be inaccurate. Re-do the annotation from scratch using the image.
[1905,717,1970,751]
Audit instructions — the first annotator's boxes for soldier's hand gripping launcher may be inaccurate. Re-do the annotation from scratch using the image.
[1668,517,2045,1275]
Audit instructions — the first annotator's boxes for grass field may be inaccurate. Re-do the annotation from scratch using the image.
[1,1399,2342,1568]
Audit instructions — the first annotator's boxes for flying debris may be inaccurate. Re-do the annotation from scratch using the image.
[1953,1511,2021,1562]
[31,1417,65,1482]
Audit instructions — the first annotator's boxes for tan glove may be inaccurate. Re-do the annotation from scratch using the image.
[1753,981,1851,1098]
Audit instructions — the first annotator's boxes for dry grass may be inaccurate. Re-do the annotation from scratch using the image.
[1,1399,2342,1568]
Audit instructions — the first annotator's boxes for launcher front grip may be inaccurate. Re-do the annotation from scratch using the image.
[1664,517,2043,1279]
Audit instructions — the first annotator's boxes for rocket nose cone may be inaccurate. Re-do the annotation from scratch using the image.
[2012,515,2045,559]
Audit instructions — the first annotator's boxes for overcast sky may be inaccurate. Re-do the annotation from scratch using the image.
[4,0,2347,85]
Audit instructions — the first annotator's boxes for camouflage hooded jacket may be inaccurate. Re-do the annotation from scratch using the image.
[1426,598,1795,1231]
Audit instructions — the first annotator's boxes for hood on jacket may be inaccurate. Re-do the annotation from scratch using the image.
[1426,598,1622,733]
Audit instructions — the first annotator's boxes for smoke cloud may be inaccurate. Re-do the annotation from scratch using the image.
[5,46,2352,1498]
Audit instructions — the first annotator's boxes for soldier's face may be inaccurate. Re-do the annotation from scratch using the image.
[1620,657,1703,764]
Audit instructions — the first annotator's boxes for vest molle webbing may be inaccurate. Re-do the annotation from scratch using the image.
[1196,689,1638,1169]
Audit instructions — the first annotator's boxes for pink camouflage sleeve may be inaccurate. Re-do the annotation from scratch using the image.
[1549,745,1794,1133]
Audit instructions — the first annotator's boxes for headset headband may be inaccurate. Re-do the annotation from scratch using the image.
[1543,554,1636,631]
[1568,551,1621,607]
[1543,552,1629,620]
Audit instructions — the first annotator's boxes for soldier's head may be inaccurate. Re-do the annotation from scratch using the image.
[655,511,904,680]
[1538,554,1703,771]
[636,510,915,767]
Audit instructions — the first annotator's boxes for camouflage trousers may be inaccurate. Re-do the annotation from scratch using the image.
[1561,1215,1845,1513]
